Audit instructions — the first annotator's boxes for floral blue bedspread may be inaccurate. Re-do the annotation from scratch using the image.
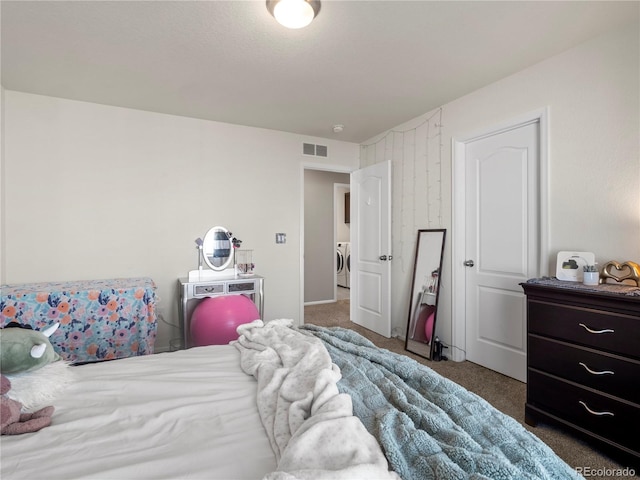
[1,277,157,363]
[301,325,582,480]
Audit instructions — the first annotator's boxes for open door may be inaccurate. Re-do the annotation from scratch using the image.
[350,160,392,338]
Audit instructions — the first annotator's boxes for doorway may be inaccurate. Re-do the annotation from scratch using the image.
[301,161,392,338]
[301,166,351,325]
[335,182,351,300]
[452,110,549,381]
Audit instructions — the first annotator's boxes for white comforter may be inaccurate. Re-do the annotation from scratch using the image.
[235,319,400,480]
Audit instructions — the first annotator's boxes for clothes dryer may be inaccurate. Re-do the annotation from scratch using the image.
[337,242,348,288]
[344,242,351,288]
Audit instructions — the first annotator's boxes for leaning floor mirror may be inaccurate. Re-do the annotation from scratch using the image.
[405,229,446,360]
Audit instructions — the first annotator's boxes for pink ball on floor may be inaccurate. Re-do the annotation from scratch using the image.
[190,295,260,346]
[424,312,435,343]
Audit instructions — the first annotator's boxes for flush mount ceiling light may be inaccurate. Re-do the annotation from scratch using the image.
[266,0,321,29]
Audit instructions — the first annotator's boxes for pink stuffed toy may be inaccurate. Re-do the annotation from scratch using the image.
[1,374,54,435]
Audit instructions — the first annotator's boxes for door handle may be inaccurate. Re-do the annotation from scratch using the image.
[464,260,475,267]
[379,255,387,261]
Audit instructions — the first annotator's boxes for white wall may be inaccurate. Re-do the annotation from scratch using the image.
[362,23,640,346]
[2,92,359,350]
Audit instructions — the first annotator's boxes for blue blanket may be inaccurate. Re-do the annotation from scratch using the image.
[301,325,582,480]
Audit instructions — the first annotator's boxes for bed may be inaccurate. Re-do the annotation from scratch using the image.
[1,319,581,480]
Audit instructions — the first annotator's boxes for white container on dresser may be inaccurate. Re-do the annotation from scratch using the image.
[521,278,640,468]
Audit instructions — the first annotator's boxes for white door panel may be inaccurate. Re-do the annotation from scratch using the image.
[351,161,391,338]
[358,178,381,260]
[358,272,382,313]
[477,287,525,349]
[464,121,539,382]
[477,148,529,275]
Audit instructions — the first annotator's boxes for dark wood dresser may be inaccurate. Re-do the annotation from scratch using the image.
[521,279,640,467]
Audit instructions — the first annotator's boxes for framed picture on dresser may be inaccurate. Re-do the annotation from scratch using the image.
[555,251,595,282]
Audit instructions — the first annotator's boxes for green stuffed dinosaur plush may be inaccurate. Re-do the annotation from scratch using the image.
[0,322,61,375]
[0,322,69,434]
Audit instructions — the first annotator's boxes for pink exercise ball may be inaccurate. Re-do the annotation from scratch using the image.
[424,312,435,343]
[190,295,260,346]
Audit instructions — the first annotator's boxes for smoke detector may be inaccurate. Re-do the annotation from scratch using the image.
[332,124,344,133]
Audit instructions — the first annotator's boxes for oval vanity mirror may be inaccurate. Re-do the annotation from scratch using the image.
[202,226,234,271]
[405,229,446,360]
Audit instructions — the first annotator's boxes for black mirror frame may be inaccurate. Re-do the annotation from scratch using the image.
[404,228,446,360]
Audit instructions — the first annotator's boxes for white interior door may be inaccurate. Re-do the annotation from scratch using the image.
[463,121,540,382]
[350,160,392,338]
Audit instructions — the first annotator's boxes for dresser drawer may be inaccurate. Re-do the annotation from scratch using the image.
[528,300,640,359]
[528,335,640,404]
[528,370,640,452]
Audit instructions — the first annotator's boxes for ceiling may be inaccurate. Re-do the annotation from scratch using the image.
[2,1,638,143]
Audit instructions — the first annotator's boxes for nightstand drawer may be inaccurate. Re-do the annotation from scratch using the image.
[528,300,640,359]
[194,284,225,296]
[528,370,640,452]
[528,335,640,404]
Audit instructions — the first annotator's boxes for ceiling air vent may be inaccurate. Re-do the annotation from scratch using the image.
[302,143,328,157]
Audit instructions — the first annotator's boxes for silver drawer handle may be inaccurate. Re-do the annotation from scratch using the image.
[578,362,614,376]
[579,401,614,417]
[578,323,614,334]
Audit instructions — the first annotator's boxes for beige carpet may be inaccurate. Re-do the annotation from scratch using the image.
[304,300,637,479]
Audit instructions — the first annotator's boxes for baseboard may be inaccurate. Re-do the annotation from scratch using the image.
[304,299,338,306]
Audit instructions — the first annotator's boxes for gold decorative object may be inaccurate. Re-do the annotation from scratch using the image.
[600,261,640,286]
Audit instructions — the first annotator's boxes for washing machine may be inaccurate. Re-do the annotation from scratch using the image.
[337,243,347,287]
[337,242,348,288]
[344,242,351,288]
